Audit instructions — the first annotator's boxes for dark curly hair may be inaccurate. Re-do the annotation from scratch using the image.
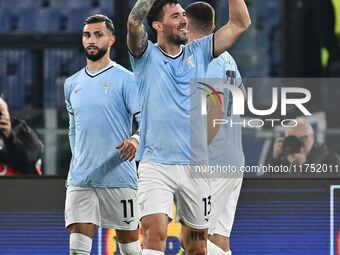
[147,0,181,35]
[84,14,115,34]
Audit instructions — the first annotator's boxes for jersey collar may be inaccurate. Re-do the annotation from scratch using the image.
[85,61,116,78]
[155,44,183,59]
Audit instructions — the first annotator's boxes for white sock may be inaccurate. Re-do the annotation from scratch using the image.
[142,249,164,255]
[69,233,92,255]
[207,239,225,255]
[225,251,232,255]
[118,240,142,255]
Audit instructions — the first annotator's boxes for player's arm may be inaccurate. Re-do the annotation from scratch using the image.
[116,112,141,162]
[64,79,75,154]
[127,0,155,57]
[68,113,75,154]
[207,93,225,145]
[240,84,247,101]
[214,0,251,57]
[116,76,141,161]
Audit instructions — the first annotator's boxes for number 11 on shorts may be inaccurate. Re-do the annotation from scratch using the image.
[121,199,134,218]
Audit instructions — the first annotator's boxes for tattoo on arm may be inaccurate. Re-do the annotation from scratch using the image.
[131,0,155,24]
[128,0,155,55]
[140,26,148,51]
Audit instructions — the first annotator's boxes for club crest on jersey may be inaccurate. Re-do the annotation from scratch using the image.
[182,54,195,68]
[101,83,114,94]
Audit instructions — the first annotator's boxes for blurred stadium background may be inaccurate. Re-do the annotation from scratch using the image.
[0,0,340,254]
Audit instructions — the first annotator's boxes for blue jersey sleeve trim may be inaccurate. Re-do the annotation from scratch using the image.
[210,91,224,96]
[212,33,216,58]
[132,110,141,116]
[128,43,149,59]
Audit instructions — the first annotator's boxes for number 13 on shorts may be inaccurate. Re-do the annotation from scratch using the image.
[202,195,211,221]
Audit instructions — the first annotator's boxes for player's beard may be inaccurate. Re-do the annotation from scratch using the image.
[164,24,188,45]
[84,45,108,61]
[169,34,188,45]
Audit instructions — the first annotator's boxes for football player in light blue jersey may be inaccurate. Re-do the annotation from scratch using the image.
[186,3,247,255]
[127,1,250,254]
[64,14,142,255]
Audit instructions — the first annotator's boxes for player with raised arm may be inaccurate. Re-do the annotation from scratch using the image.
[186,2,247,255]
[127,1,250,254]
[64,14,142,255]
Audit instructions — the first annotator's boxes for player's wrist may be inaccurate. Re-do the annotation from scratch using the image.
[130,134,140,144]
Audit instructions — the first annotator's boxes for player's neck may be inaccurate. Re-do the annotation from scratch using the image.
[86,57,111,72]
[188,32,208,44]
[156,39,182,56]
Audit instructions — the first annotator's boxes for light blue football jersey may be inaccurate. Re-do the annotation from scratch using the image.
[206,51,245,169]
[64,61,140,188]
[129,34,214,164]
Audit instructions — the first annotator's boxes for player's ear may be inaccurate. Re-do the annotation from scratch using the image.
[110,35,116,46]
[212,24,216,32]
[152,21,162,32]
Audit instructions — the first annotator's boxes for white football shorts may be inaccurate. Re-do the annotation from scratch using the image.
[137,160,211,229]
[208,174,243,237]
[65,185,139,230]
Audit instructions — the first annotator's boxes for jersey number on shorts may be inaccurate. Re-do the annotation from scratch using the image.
[121,199,134,218]
[226,70,236,117]
[202,195,211,217]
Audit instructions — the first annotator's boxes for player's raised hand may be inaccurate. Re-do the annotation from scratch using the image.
[116,138,139,161]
